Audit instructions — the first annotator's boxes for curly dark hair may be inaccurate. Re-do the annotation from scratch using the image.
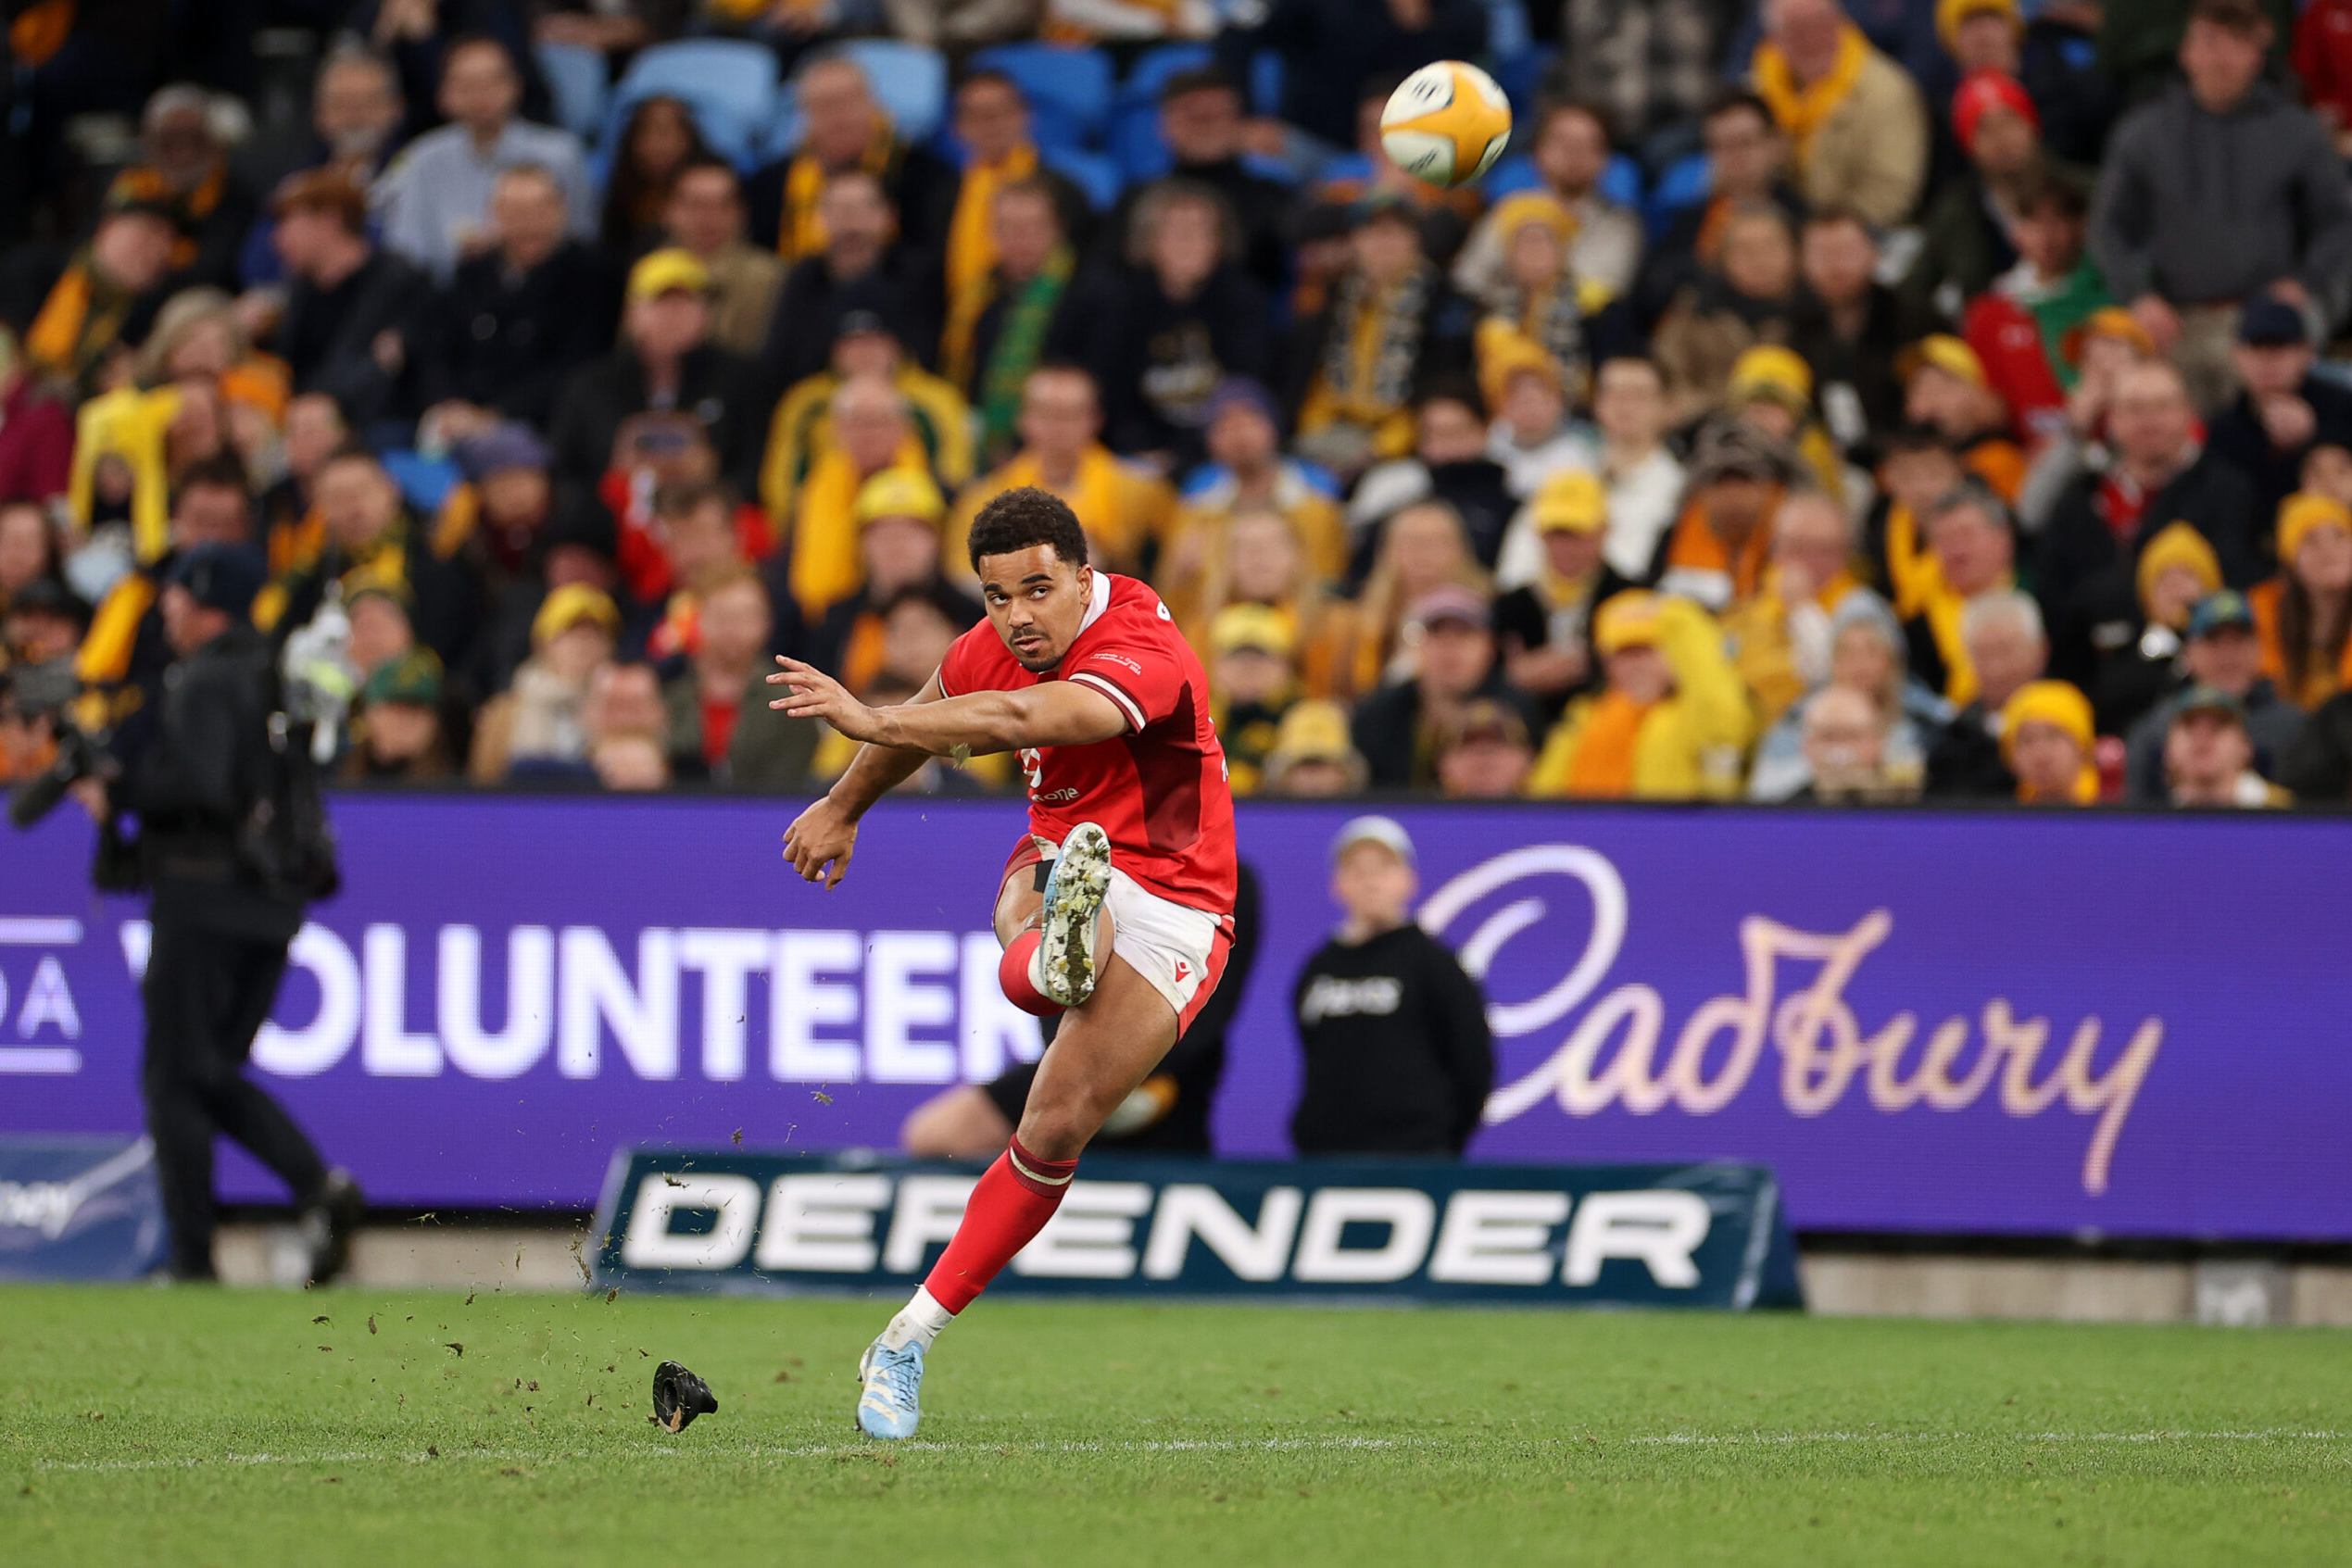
[966,486,1088,571]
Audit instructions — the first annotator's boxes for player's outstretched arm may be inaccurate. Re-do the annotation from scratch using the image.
[768,657,1129,757]
[778,669,945,889]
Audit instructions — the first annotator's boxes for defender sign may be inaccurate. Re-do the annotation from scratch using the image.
[590,1152,1804,1309]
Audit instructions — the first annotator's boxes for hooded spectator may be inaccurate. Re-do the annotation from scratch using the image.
[374,35,594,282]
[1453,102,1646,304]
[2090,0,2352,413]
[1752,0,1931,227]
[1529,588,1751,798]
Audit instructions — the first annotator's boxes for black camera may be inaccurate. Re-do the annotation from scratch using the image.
[6,658,118,828]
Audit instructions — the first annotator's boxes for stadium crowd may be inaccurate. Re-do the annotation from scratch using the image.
[9,0,2352,809]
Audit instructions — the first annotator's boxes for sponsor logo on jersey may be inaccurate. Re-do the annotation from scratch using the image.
[1088,652,1143,675]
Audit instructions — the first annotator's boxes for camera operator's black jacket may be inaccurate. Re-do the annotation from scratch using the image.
[120,624,304,942]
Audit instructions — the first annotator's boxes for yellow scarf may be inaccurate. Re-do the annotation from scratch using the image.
[1564,691,1654,798]
[1754,25,1870,167]
[1918,574,2014,709]
[787,440,929,621]
[945,142,1037,307]
[1881,500,1944,620]
[779,131,894,260]
[2020,764,2100,805]
[1000,444,1134,561]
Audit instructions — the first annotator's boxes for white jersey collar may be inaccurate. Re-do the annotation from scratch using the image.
[1079,568,1113,633]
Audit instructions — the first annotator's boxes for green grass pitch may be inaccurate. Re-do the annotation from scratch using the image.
[3,1284,2348,1566]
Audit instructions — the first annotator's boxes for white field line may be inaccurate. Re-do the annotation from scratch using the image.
[25,1429,2346,1476]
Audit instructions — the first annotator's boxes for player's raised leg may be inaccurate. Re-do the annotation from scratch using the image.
[855,948,1180,1438]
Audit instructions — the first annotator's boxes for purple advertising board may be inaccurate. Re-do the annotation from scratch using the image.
[5,795,2348,1238]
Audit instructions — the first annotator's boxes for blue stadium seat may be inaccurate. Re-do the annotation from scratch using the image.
[380,450,461,516]
[1600,153,1642,210]
[605,40,776,170]
[1041,144,1123,210]
[837,39,949,145]
[970,43,1115,152]
[616,39,778,117]
[1110,43,1214,184]
[1482,154,1540,197]
[534,40,608,145]
[601,88,761,175]
[1644,150,1713,240]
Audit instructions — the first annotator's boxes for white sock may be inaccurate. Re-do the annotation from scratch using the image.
[878,1286,953,1352]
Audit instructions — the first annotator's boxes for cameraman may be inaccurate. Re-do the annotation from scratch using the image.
[76,543,361,1285]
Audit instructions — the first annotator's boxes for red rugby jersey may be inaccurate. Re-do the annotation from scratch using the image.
[938,571,1237,915]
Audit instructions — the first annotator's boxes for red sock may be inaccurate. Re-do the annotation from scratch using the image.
[923,1136,1076,1313]
[998,930,1063,1017]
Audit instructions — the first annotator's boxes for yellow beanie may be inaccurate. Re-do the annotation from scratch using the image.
[2133,521,2222,616]
[2277,491,2352,565]
[2000,679,2094,762]
[1937,0,2020,50]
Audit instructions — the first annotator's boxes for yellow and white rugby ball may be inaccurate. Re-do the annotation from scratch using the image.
[1379,60,1513,190]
